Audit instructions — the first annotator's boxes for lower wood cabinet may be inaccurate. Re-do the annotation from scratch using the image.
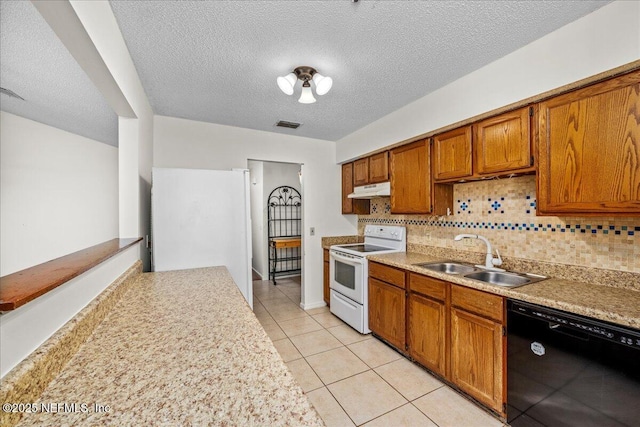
[368,265,506,416]
[404,271,505,417]
[369,277,406,350]
[450,284,506,415]
[323,249,330,306]
[408,292,446,377]
[450,307,505,414]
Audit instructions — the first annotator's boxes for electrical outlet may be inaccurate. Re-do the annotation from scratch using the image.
[310,227,315,236]
[463,238,474,247]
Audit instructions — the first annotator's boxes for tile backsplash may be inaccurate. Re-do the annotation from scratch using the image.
[358,176,640,273]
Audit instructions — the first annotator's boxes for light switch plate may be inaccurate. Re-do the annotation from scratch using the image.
[310,227,315,236]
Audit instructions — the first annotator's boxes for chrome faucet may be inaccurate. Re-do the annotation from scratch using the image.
[454,234,504,271]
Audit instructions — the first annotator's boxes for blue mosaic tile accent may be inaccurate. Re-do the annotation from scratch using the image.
[525,195,537,214]
[357,217,638,237]
[488,198,504,215]
[457,199,471,215]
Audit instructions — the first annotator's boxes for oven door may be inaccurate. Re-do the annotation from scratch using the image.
[329,250,366,304]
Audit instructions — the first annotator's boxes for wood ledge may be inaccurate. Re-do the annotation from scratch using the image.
[0,238,142,311]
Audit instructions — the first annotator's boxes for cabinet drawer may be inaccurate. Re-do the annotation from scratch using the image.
[451,285,504,322]
[409,273,447,301]
[369,262,405,289]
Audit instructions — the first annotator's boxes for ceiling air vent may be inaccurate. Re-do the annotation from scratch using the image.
[0,87,25,101]
[276,120,301,129]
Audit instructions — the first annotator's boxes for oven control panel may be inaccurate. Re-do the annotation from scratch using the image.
[363,225,405,241]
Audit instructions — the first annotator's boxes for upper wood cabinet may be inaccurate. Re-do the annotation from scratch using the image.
[475,107,534,175]
[351,152,390,186]
[433,106,534,183]
[432,126,473,180]
[341,162,355,213]
[353,158,369,186]
[369,151,390,183]
[390,139,432,214]
[341,163,370,214]
[537,71,640,215]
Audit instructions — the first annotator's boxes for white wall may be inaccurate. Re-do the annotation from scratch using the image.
[337,0,640,162]
[248,160,265,277]
[71,0,154,271]
[154,115,357,308]
[0,112,119,275]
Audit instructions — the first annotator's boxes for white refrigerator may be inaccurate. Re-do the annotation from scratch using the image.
[151,167,252,308]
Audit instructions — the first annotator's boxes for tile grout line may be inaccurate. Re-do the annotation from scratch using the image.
[255,279,493,427]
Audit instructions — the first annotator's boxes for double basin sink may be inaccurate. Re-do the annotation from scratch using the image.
[413,261,547,288]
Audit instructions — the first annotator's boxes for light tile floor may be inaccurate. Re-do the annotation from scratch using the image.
[253,277,507,427]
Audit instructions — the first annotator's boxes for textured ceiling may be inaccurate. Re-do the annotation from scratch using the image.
[0,1,118,146]
[110,0,611,142]
[0,1,613,147]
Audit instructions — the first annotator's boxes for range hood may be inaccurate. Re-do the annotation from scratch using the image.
[347,181,391,199]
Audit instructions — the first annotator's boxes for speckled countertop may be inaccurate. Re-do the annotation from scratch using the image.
[368,252,640,330]
[14,267,323,426]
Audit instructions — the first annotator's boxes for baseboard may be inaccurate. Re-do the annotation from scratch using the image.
[251,268,264,280]
[300,300,328,310]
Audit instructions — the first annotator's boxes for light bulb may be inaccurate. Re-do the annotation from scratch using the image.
[298,85,316,104]
[277,72,297,95]
[313,73,333,95]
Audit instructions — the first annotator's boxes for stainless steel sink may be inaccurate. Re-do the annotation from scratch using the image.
[463,271,547,288]
[413,260,547,288]
[414,261,477,275]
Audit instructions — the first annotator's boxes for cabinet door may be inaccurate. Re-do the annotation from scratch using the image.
[433,127,473,181]
[369,277,406,351]
[409,293,446,377]
[342,163,355,214]
[450,307,505,414]
[369,152,389,183]
[323,250,330,305]
[538,72,640,214]
[474,107,533,175]
[353,158,370,186]
[342,163,370,214]
[390,139,432,214]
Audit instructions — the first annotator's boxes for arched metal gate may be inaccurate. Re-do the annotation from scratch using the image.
[267,186,302,284]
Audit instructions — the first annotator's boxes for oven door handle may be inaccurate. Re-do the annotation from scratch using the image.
[330,251,365,266]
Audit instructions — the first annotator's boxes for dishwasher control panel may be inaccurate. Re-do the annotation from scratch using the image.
[510,301,640,350]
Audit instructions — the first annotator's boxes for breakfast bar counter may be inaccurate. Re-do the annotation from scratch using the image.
[11,267,323,426]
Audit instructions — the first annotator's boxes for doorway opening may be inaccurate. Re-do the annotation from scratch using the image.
[247,160,304,308]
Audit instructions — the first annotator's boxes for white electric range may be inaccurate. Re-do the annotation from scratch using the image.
[329,225,406,333]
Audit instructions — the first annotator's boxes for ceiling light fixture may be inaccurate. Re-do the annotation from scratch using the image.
[277,66,332,104]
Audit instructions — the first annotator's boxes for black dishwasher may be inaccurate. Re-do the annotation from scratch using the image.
[507,300,640,427]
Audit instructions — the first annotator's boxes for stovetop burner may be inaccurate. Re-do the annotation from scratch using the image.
[334,244,394,253]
